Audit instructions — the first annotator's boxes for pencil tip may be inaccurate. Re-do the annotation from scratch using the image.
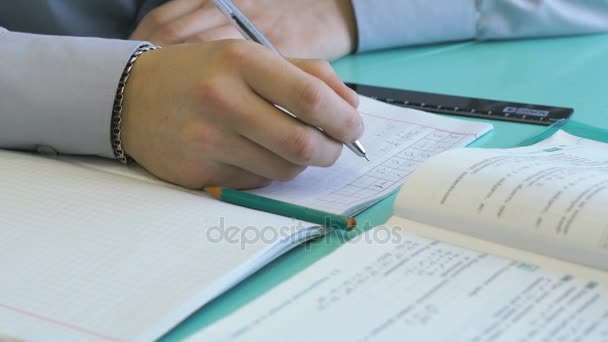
[347,218,357,230]
[204,186,223,198]
[364,155,370,162]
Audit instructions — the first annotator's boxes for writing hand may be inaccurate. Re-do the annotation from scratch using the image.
[121,40,362,189]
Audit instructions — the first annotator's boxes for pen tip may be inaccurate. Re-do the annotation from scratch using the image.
[364,155,370,162]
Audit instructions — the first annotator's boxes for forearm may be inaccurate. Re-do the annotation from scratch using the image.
[352,0,608,52]
[0,28,146,158]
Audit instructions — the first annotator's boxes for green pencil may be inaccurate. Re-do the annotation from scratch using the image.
[204,187,357,231]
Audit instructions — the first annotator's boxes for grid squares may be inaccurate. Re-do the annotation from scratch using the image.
[318,129,468,205]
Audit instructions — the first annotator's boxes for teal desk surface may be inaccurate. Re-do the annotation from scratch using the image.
[164,33,608,340]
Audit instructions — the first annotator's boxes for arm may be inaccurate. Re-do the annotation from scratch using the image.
[130,0,357,60]
[352,0,608,52]
[0,27,145,157]
[0,27,363,189]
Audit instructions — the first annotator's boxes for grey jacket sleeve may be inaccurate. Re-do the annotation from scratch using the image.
[0,27,146,158]
[352,0,608,52]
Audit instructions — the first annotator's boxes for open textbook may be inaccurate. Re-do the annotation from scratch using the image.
[192,130,608,342]
[0,97,491,341]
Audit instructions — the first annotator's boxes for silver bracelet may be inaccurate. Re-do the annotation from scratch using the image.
[111,44,160,165]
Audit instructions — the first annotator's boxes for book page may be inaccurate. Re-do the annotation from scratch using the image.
[190,218,608,342]
[248,96,493,215]
[0,150,321,341]
[397,130,608,270]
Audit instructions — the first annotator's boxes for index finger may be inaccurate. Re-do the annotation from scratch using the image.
[241,49,364,144]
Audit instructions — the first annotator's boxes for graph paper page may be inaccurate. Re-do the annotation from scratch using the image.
[0,151,317,342]
[249,96,493,215]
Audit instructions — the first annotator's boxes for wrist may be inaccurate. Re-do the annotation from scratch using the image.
[340,0,358,54]
[321,0,357,59]
[111,44,159,164]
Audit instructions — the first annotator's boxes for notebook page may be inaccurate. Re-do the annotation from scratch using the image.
[190,220,608,342]
[248,97,493,215]
[397,130,608,271]
[0,150,317,341]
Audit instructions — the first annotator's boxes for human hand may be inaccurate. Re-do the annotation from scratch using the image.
[121,40,362,189]
[130,0,357,60]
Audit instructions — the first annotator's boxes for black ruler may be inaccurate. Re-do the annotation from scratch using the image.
[346,83,574,126]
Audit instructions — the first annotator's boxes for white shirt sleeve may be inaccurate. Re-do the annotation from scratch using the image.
[352,0,608,52]
[0,28,146,158]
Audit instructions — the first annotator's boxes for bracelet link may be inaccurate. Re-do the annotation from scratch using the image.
[111,44,160,165]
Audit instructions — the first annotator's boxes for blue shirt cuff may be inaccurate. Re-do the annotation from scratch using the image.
[352,0,478,52]
[0,31,147,158]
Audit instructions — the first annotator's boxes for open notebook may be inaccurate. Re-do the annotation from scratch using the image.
[0,97,491,341]
[192,130,608,342]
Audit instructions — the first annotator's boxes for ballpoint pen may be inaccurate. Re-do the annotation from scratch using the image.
[210,0,369,161]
